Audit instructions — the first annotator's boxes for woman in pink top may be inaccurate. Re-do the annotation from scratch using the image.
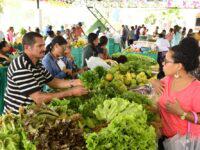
[7,27,16,43]
[152,37,200,150]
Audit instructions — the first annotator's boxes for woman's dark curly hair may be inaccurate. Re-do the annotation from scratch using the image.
[170,37,200,72]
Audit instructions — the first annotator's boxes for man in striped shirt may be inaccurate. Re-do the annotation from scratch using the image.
[4,32,88,114]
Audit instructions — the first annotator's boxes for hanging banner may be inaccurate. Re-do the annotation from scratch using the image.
[31,0,200,8]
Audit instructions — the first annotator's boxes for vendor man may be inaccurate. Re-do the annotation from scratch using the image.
[3,32,88,114]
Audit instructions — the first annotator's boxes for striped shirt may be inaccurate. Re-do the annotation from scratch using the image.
[3,53,53,114]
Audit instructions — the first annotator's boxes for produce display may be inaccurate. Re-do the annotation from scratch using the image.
[0,53,159,149]
[87,98,156,150]
[24,105,85,150]
[86,114,156,150]
[71,38,87,48]
[124,46,141,53]
[144,49,157,54]
[0,104,86,150]
[124,47,158,54]
[0,113,36,150]
[112,53,157,65]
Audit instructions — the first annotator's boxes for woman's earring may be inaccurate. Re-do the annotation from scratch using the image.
[174,71,180,78]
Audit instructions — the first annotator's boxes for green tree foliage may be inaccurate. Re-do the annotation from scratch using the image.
[0,0,4,13]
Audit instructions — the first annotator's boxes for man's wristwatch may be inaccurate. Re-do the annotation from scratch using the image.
[180,112,187,120]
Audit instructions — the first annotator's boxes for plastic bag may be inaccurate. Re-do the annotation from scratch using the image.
[85,56,111,70]
[163,134,200,150]
[163,134,187,150]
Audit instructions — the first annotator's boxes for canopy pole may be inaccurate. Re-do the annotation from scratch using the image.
[36,0,42,30]
[37,0,39,9]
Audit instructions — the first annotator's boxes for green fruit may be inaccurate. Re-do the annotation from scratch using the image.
[119,64,129,73]
[136,72,148,84]
[142,78,148,84]
[131,73,136,79]
[139,72,146,77]
[130,79,137,88]
[112,80,127,93]
[126,72,132,80]
[136,75,142,83]
[118,84,127,93]
[108,65,119,74]
[105,74,113,81]
[114,73,124,82]
[124,78,131,86]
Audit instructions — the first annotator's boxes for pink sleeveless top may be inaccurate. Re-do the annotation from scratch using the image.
[158,76,200,137]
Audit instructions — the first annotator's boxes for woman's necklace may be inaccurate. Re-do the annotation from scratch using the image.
[171,76,196,92]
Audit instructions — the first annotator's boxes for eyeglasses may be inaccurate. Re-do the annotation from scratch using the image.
[163,58,174,65]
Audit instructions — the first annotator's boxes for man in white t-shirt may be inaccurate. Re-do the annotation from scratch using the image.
[45,31,55,47]
[156,33,170,79]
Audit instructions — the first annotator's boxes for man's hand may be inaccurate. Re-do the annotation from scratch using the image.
[48,78,84,89]
[63,68,73,76]
[70,86,88,96]
[70,79,83,87]
[151,79,165,95]
[30,86,88,106]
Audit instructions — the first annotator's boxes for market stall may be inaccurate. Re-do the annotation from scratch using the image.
[0,66,7,114]
[0,54,159,149]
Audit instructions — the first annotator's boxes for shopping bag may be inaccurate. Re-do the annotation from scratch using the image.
[163,134,181,150]
[163,122,200,150]
[85,56,111,70]
[163,134,193,150]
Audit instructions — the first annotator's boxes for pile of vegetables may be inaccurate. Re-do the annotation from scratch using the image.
[0,104,86,150]
[79,54,157,98]
[86,98,156,150]
[23,105,86,150]
[144,49,157,54]
[124,46,141,53]
[79,66,107,90]
[0,53,159,149]
[112,53,157,66]
[0,113,36,150]
[78,55,158,123]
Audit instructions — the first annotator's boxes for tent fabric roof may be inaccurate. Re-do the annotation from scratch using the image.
[43,0,200,9]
